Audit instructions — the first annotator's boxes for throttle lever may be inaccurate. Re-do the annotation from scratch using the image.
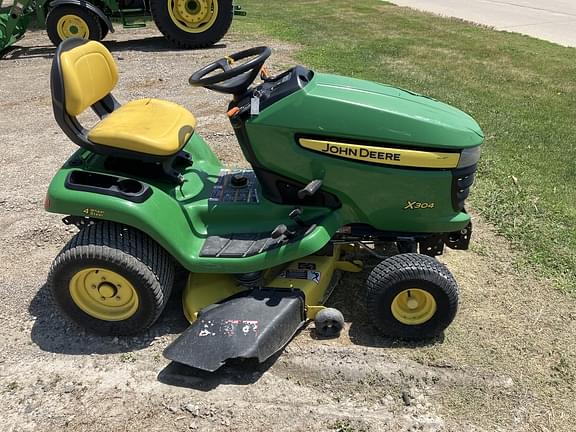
[289,208,307,227]
[297,179,323,200]
[271,224,296,240]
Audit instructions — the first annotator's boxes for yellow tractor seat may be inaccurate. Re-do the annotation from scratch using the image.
[51,38,195,183]
[88,99,197,157]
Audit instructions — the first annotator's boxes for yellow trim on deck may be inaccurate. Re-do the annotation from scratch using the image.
[182,245,363,323]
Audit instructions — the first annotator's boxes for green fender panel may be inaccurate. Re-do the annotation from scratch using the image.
[46,135,339,273]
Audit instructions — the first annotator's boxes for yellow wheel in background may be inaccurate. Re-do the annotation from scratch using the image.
[168,0,218,33]
[46,6,104,46]
[151,0,233,49]
[391,288,437,325]
[69,268,139,321]
[56,14,90,40]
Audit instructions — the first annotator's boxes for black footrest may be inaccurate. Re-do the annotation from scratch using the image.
[200,225,316,258]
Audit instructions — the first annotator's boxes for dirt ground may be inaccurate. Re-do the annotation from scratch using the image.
[1,27,575,432]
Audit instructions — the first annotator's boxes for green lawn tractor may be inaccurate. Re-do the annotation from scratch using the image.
[0,0,243,53]
[44,39,483,372]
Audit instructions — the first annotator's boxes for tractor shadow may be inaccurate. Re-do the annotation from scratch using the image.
[157,352,282,391]
[0,38,226,60]
[28,271,189,355]
[103,38,227,53]
[0,43,55,60]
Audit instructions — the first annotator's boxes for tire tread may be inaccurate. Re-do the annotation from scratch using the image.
[366,253,459,339]
[48,221,174,335]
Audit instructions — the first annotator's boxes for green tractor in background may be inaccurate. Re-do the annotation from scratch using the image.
[0,0,243,53]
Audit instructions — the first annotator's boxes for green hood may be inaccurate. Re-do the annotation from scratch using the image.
[254,72,484,150]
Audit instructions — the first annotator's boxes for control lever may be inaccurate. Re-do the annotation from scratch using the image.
[297,179,323,200]
[289,207,307,227]
[271,224,295,240]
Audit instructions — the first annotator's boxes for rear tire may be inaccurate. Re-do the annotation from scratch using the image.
[46,5,103,46]
[366,253,458,339]
[150,0,233,49]
[48,222,175,336]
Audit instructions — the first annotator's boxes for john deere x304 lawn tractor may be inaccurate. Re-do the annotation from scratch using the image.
[44,39,483,372]
[0,0,242,53]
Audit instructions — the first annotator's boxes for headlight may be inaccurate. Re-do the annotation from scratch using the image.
[457,146,482,168]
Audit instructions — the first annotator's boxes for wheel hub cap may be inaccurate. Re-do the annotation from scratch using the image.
[391,288,437,325]
[69,268,139,321]
[57,15,90,40]
[177,0,208,23]
[168,0,218,33]
[98,282,117,299]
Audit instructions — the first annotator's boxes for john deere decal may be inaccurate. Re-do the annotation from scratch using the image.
[299,138,460,169]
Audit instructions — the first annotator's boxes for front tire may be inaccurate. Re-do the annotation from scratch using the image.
[366,253,459,339]
[150,0,233,49]
[46,6,104,46]
[48,222,175,336]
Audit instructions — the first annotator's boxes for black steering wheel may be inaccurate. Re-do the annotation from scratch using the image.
[189,46,272,95]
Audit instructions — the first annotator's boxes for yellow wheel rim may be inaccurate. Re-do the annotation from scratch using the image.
[391,288,437,325]
[69,268,139,321]
[167,0,218,33]
[56,14,90,40]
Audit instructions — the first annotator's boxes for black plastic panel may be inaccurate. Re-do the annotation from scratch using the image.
[452,164,477,211]
[200,225,317,258]
[65,170,152,203]
[163,289,306,371]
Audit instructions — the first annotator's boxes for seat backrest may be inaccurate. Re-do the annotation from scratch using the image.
[56,39,118,116]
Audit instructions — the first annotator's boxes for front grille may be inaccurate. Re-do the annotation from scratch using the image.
[452,164,477,211]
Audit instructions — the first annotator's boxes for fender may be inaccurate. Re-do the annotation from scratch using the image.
[48,0,115,33]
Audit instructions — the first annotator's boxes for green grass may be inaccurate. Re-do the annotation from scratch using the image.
[235,0,576,290]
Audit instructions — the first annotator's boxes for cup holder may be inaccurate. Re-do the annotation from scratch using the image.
[117,179,145,195]
[66,171,153,203]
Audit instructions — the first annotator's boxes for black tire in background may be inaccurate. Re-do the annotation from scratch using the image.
[366,253,459,339]
[100,20,110,40]
[48,221,175,336]
[150,0,233,49]
[46,5,103,46]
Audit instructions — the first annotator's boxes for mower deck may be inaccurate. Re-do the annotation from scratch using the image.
[164,245,362,371]
[182,245,363,323]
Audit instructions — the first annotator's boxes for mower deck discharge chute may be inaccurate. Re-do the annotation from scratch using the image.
[164,289,306,372]
[44,39,483,372]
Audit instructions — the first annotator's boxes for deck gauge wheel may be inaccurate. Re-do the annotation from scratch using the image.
[314,307,345,338]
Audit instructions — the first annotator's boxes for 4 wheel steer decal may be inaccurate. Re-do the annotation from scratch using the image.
[82,207,105,217]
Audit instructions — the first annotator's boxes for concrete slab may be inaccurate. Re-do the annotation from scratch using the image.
[390,0,576,47]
